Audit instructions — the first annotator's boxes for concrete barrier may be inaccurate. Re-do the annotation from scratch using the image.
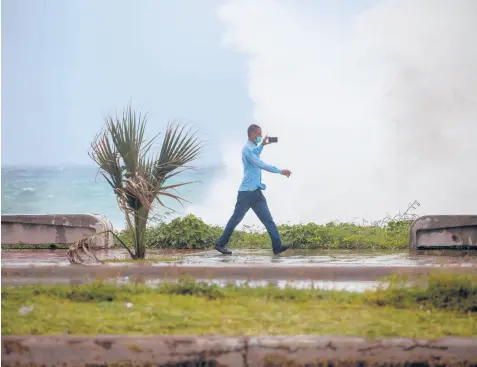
[1,214,114,248]
[410,215,477,250]
[2,335,477,366]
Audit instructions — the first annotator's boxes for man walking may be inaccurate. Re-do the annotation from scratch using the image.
[214,124,293,256]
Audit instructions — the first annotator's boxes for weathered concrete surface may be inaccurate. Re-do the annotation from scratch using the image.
[2,264,477,286]
[2,335,477,366]
[410,215,477,250]
[1,214,114,248]
[247,336,477,366]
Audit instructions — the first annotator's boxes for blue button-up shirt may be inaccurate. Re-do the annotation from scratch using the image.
[238,141,282,192]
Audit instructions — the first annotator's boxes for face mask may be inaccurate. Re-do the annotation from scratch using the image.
[255,136,262,145]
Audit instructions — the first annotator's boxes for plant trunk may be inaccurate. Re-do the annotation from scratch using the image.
[135,213,145,259]
[134,207,149,259]
[124,213,138,260]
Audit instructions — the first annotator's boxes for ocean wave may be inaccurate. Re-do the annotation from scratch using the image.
[13,187,37,197]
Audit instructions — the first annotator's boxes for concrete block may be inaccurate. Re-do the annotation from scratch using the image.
[1,214,114,248]
[410,215,477,250]
[1,335,246,366]
[247,335,477,366]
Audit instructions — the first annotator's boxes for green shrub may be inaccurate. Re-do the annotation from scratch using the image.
[145,214,222,249]
[228,224,270,248]
[278,220,410,249]
[114,214,411,250]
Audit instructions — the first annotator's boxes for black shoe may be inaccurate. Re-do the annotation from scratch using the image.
[215,245,232,255]
[273,244,293,256]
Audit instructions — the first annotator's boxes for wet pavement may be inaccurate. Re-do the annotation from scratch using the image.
[2,248,476,292]
[2,248,477,268]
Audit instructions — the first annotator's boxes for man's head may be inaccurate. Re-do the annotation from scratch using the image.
[247,124,262,145]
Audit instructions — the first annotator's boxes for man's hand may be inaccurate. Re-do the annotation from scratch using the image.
[261,134,270,146]
[281,169,292,177]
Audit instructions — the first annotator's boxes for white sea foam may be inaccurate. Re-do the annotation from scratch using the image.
[189,0,477,227]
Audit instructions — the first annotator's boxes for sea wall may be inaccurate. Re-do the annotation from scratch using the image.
[1,214,114,248]
[409,215,477,250]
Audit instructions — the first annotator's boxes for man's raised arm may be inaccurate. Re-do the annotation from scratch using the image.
[246,151,281,174]
[255,145,264,155]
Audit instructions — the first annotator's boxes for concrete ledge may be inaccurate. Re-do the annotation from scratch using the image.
[1,214,114,248]
[410,215,477,250]
[2,335,477,366]
[3,264,477,285]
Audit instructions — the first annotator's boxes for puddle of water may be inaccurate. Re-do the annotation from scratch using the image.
[2,248,477,268]
[4,276,381,293]
[143,278,382,292]
[153,249,477,268]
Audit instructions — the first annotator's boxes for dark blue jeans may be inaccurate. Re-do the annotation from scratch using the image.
[216,189,282,252]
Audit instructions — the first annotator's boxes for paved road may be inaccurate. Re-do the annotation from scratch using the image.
[3,263,477,285]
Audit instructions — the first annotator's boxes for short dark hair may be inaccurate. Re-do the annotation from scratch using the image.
[247,124,260,137]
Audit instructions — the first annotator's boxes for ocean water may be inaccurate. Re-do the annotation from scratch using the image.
[1,165,225,229]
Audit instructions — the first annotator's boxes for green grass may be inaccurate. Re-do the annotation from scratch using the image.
[369,273,477,313]
[2,274,476,338]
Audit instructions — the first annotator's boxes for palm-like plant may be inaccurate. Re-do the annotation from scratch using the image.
[68,106,202,262]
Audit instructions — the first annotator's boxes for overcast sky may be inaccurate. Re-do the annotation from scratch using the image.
[2,0,255,166]
[2,0,376,167]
